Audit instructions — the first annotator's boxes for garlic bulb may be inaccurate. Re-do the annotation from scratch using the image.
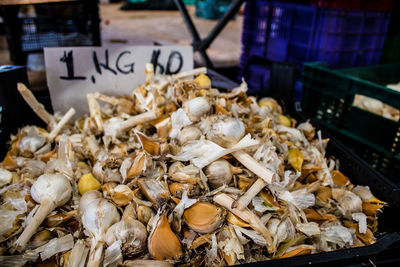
[205,159,241,188]
[105,205,147,256]
[332,189,362,215]
[79,190,102,215]
[206,116,245,147]
[14,173,72,250]
[178,125,202,145]
[0,168,12,187]
[182,97,211,122]
[82,198,120,267]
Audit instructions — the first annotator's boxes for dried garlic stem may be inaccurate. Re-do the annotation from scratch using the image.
[94,92,120,105]
[172,67,207,80]
[213,193,275,253]
[119,110,157,131]
[17,83,52,124]
[87,243,104,267]
[232,151,276,210]
[236,178,267,209]
[67,240,89,267]
[87,93,103,131]
[48,108,76,142]
[14,200,54,250]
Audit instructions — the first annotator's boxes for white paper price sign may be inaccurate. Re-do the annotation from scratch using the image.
[44,46,193,116]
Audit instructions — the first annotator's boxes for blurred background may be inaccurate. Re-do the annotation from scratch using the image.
[0,0,399,185]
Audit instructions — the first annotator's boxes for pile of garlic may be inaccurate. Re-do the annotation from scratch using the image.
[0,64,387,266]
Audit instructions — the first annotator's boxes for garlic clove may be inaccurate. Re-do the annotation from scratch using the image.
[352,185,386,205]
[169,182,193,198]
[279,115,292,127]
[137,205,155,225]
[194,74,211,89]
[183,202,226,234]
[148,213,183,260]
[127,151,150,179]
[135,131,160,156]
[1,152,18,171]
[288,148,304,172]
[331,170,350,186]
[111,184,133,206]
[78,173,101,195]
[304,208,337,223]
[316,186,332,203]
[226,212,250,228]
[137,178,170,207]
[362,202,385,216]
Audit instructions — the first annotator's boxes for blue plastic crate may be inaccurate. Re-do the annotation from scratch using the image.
[239,0,392,93]
[240,1,391,68]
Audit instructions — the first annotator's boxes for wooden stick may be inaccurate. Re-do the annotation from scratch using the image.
[87,93,103,131]
[47,108,75,142]
[119,110,157,131]
[17,83,52,124]
[213,193,275,253]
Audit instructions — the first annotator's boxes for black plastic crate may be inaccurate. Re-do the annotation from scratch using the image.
[1,0,100,65]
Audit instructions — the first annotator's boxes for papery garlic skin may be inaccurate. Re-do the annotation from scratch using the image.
[183,97,211,122]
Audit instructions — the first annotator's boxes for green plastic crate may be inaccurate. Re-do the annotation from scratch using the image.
[301,62,400,184]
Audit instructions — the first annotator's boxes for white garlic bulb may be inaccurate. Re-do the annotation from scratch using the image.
[178,125,202,145]
[14,173,72,250]
[206,116,245,147]
[105,214,147,256]
[205,159,241,188]
[183,97,211,122]
[82,198,120,267]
